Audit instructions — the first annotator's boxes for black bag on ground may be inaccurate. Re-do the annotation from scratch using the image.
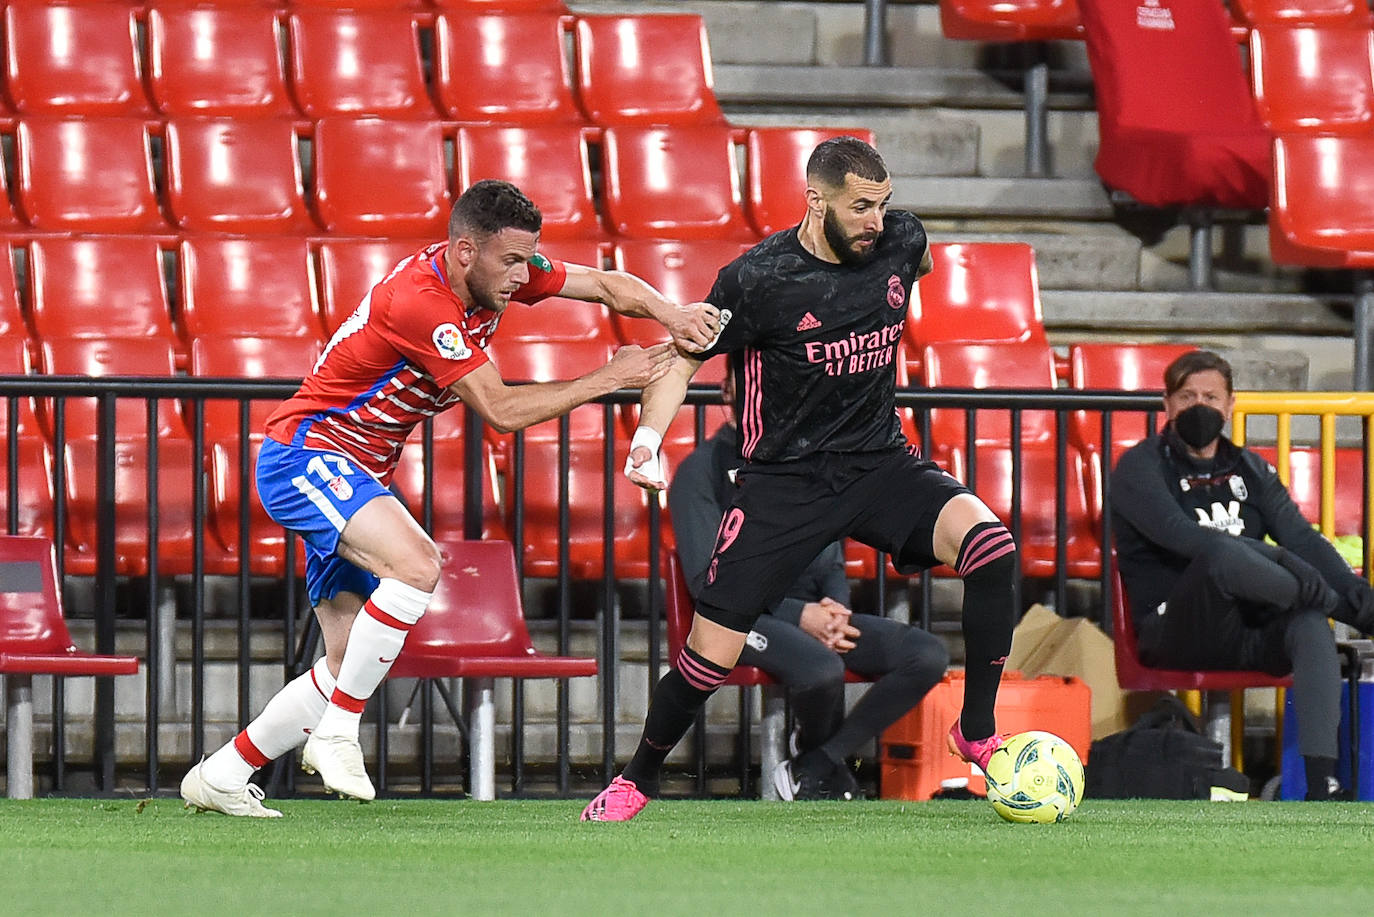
[1085,695,1248,799]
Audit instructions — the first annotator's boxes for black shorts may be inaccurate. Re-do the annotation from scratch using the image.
[696,447,970,632]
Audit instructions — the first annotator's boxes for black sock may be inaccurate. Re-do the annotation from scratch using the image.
[1304,755,1337,800]
[954,522,1017,740]
[621,647,731,796]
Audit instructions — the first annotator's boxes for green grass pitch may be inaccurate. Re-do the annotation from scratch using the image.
[3,797,1372,916]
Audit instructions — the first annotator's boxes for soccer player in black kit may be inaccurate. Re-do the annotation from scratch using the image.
[581,136,1019,821]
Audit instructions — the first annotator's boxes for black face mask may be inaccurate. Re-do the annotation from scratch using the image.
[1173,403,1226,449]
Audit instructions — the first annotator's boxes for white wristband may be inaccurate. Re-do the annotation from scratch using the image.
[630,426,663,456]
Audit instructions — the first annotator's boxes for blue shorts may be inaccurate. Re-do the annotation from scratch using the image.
[256,438,390,606]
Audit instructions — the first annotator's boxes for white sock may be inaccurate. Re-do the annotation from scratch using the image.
[315,578,431,740]
[201,658,336,789]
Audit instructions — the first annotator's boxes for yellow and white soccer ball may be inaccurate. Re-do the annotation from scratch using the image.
[983,730,1085,824]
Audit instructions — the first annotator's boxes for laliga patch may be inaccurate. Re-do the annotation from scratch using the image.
[529,252,553,273]
[432,322,472,361]
[887,274,906,309]
[327,475,353,501]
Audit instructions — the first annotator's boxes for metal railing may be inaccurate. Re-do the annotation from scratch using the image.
[6,375,1369,796]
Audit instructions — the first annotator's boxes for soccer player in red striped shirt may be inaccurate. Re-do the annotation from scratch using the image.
[181,180,718,816]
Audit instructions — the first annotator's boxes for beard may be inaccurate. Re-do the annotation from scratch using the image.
[822,206,880,265]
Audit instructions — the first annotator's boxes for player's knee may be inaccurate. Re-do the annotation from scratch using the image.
[394,540,443,593]
[793,652,845,692]
[954,520,1017,583]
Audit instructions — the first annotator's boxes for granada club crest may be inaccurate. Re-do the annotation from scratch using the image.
[887,275,905,309]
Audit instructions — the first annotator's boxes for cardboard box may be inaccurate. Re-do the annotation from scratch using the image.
[1006,603,1131,740]
[880,669,1092,800]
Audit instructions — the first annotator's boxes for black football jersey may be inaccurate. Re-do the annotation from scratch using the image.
[698,209,928,463]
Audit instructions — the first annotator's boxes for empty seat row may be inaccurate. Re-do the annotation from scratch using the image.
[0,235,1045,374]
[0,119,868,243]
[4,5,720,126]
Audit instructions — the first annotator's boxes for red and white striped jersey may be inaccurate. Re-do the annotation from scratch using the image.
[264,241,566,480]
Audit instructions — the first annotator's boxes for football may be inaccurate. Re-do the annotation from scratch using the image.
[983,730,1085,824]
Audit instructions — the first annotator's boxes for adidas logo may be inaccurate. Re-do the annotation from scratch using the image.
[796,312,822,331]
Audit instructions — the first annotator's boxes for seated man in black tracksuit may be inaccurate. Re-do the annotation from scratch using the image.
[667,358,949,801]
[1111,349,1374,799]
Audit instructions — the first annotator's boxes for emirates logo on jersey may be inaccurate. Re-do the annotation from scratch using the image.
[887,275,905,309]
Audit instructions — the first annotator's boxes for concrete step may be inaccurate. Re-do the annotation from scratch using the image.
[715,64,1093,112]
[1041,290,1353,337]
[893,175,1113,220]
[730,109,980,177]
[926,226,1142,291]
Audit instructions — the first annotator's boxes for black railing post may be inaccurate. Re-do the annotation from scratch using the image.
[94,393,117,791]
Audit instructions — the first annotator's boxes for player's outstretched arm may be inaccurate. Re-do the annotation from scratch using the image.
[557,262,720,353]
[625,352,703,492]
[451,343,676,434]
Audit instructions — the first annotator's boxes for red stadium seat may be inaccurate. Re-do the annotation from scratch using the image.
[1250,445,1369,538]
[484,337,616,444]
[601,126,755,241]
[317,238,432,335]
[574,14,726,125]
[1250,25,1374,135]
[508,436,659,579]
[1077,0,1270,209]
[388,538,595,800]
[14,117,168,233]
[313,118,451,237]
[744,127,877,237]
[147,5,297,117]
[948,443,1101,578]
[178,236,321,341]
[33,336,216,576]
[164,118,315,234]
[1272,134,1374,257]
[431,0,568,9]
[1067,341,1194,451]
[907,242,1048,379]
[922,340,1060,452]
[391,436,508,544]
[0,253,24,338]
[288,9,435,118]
[922,339,1098,577]
[1232,0,1371,26]
[0,535,140,797]
[609,239,752,345]
[28,237,176,343]
[457,125,600,239]
[190,336,321,577]
[496,297,615,344]
[4,0,151,115]
[0,335,52,540]
[1111,567,1291,692]
[938,0,1083,39]
[189,335,321,437]
[1067,341,1195,524]
[434,12,583,125]
[35,337,185,443]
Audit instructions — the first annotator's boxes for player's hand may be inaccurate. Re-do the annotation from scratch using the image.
[605,342,677,390]
[624,444,667,492]
[665,302,722,354]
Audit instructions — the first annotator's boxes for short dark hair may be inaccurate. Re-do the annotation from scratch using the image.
[1164,349,1233,396]
[805,136,888,190]
[450,179,542,240]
